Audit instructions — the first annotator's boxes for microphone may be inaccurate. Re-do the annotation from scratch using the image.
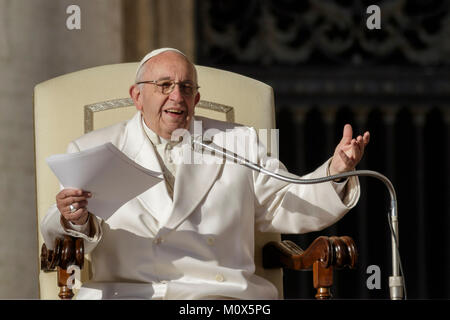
[191,136,406,300]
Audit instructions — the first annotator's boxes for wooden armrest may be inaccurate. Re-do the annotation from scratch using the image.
[41,236,84,299]
[41,235,356,299]
[263,236,358,299]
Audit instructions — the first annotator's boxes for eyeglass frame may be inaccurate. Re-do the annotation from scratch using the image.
[136,79,200,96]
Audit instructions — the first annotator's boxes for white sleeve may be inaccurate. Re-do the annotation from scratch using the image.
[40,204,103,254]
[68,217,91,235]
[250,127,360,234]
[331,179,348,200]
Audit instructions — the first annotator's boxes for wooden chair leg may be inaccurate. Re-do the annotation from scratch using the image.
[263,236,357,299]
[41,235,84,300]
[313,261,333,299]
[57,267,74,300]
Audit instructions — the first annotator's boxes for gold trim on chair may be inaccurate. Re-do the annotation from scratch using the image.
[84,99,235,133]
[196,100,235,123]
[84,98,134,133]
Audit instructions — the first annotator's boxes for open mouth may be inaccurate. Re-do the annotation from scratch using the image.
[164,109,184,115]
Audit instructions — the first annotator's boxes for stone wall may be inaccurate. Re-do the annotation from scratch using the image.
[0,0,122,298]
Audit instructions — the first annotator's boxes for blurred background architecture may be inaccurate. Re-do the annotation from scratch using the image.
[0,0,448,299]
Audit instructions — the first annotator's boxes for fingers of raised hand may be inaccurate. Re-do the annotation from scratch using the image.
[338,149,353,168]
[355,131,370,154]
[338,143,359,168]
[340,124,353,143]
[340,127,370,146]
[333,129,370,174]
[363,131,370,145]
[353,137,363,158]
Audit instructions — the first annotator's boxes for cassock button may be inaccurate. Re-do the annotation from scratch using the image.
[215,274,225,282]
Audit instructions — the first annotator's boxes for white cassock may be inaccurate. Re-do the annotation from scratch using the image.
[40,112,360,300]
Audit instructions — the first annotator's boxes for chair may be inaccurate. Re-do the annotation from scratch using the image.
[34,63,357,299]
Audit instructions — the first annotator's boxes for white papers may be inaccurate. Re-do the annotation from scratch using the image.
[46,142,163,220]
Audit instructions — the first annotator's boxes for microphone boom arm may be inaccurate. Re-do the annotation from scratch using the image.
[192,138,405,300]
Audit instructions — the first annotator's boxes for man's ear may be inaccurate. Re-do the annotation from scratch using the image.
[129,84,143,111]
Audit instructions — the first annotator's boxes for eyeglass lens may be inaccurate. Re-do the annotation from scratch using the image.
[158,80,196,96]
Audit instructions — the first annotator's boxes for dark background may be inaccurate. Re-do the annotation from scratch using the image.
[195,0,450,299]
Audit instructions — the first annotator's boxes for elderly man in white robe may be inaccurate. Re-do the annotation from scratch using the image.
[40,48,370,299]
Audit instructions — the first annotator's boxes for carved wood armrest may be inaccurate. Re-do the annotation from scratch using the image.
[40,236,84,299]
[263,236,358,299]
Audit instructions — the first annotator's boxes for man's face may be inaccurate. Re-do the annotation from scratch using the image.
[130,52,200,140]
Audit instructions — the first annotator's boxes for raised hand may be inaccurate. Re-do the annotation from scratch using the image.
[329,124,370,175]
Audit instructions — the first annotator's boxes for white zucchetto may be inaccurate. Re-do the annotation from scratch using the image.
[135,48,186,81]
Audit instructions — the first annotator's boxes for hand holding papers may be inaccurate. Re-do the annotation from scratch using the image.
[46,143,163,220]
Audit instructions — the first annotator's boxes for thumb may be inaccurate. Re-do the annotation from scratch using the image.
[341,124,353,143]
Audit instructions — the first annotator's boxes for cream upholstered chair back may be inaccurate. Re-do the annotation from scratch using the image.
[34,63,282,299]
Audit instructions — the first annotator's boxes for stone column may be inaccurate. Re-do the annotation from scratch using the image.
[0,0,197,299]
[0,0,122,298]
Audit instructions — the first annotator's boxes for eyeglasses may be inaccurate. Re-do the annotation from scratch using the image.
[136,79,200,96]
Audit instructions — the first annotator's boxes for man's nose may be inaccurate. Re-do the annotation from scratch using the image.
[168,83,184,102]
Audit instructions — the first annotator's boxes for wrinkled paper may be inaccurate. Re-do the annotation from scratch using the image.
[47,142,163,220]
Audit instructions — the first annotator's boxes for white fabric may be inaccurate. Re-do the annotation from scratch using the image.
[141,117,178,199]
[69,219,90,234]
[332,177,348,199]
[34,62,278,299]
[135,48,186,80]
[40,112,361,300]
